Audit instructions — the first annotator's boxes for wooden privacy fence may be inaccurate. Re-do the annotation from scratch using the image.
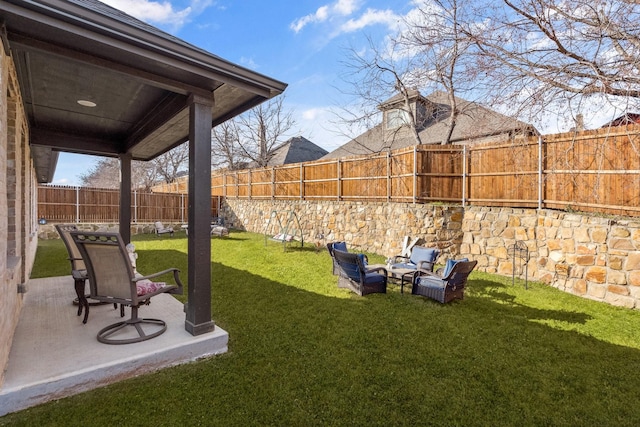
[151,125,640,218]
[37,185,222,223]
[166,146,464,203]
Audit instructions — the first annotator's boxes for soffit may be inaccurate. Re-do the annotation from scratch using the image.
[0,0,287,182]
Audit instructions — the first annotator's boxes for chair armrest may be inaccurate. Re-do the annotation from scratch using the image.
[71,269,87,280]
[413,270,441,281]
[413,272,446,288]
[134,268,184,295]
[366,266,388,276]
[416,260,435,272]
[393,255,409,264]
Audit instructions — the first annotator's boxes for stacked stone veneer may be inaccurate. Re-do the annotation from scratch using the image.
[221,199,464,258]
[463,207,640,308]
[222,199,640,309]
[37,201,640,309]
[37,222,182,239]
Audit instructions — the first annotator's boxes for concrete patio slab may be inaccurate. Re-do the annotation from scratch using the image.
[0,275,228,416]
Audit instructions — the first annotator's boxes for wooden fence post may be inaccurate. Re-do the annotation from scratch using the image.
[462,145,467,208]
[181,193,185,223]
[538,135,543,210]
[272,167,275,200]
[387,152,391,202]
[413,146,417,205]
[300,163,304,200]
[75,186,80,223]
[337,159,342,201]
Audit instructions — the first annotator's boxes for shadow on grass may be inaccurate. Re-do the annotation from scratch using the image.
[470,277,593,325]
[14,242,640,426]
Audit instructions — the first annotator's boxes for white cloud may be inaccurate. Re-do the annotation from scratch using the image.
[334,0,360,15]
[295,106,350,151]
[290,0,363,33]
[53,177,71,185]
[302,107,323,121]
[100,0,213,30]
[339,8,400,34]
[239,56,259,70]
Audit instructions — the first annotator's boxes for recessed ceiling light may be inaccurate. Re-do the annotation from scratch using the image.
[77,100,97,107]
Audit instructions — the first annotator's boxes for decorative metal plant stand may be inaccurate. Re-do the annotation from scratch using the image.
[508,240,529,289]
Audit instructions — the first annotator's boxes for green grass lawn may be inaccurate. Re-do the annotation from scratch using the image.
[5,231,640,426]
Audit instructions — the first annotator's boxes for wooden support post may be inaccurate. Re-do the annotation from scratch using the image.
[185,93,215,336]
[119,153,132,243]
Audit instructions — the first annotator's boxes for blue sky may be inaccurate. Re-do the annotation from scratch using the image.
[52,0,411,185]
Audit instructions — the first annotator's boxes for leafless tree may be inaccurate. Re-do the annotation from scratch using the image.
[336,0,475,147]
[211,120,246,170]
[80,143,188,190]
[238,96,296,167]
[154,142,188,184]
[466,0,640,126]
[79,157,121,188]
[209,96,295,169]
[335,35,422,152]
[395,0,477,144]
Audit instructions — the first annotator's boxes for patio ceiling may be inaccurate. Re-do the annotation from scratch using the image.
[0,0,287,182]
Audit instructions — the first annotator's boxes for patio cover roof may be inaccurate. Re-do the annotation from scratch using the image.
[0,0,287,182]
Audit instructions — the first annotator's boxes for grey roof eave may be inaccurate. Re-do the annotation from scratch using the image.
[6,0,287,97]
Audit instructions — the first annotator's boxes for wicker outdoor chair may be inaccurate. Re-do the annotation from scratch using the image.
[412,259,477,303]
[327,241,348,275]
[391,245,440,272]
[332,249,387,296]
[391,245,440,291]
[71,231,183,344]
[327,241,369,275]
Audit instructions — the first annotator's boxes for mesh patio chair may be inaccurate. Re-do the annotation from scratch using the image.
[412,259,477,303]
[71,231,183,344]
[55,224,91,323]
[332,249,387,296]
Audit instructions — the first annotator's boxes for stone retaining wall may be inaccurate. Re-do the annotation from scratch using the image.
[38,201,640,309]
[221,199,464,258]
[37,222,185,240]
[462,207,640,309]
[223,199,640,309]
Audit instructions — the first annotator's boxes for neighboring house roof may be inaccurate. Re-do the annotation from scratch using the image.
[601,113,640,127]
[322,91,536,159]
[252,136,329,167]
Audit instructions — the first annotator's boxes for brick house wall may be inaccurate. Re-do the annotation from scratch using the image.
[0,44,39,387]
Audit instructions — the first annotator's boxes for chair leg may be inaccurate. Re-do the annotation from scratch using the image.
[97,305,167,344]
[74,278,90,324]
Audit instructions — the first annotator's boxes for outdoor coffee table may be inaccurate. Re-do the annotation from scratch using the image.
[368,264,417,294]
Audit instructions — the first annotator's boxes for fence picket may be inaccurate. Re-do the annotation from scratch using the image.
[95,126,640,219]
[38,186,221,223]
